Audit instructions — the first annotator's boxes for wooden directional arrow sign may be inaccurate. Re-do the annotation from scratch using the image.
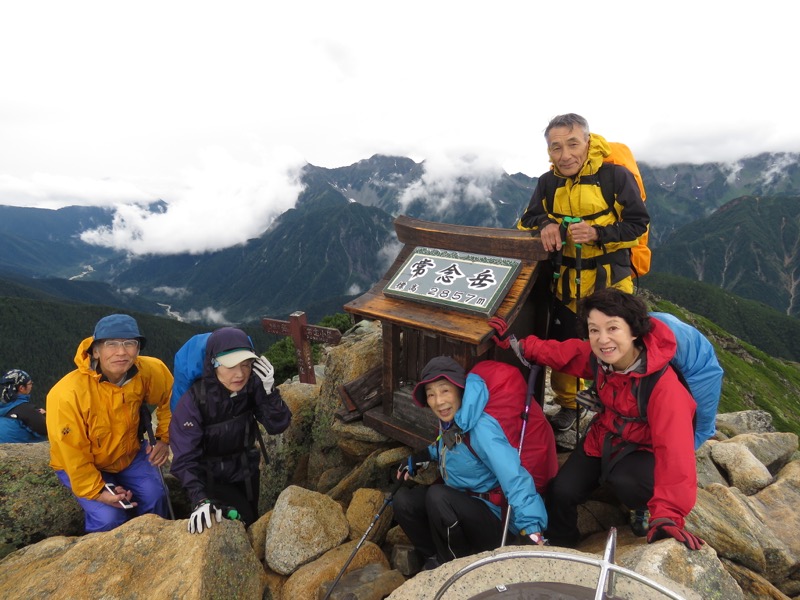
[261,311,342,384]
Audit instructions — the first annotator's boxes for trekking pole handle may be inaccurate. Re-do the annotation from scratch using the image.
[562,216,583,248]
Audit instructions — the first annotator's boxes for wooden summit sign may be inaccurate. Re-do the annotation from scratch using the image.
[344,215,551,449]
[383,247,521,317]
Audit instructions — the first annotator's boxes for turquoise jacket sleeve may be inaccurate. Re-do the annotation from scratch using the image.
[468,414,548,534]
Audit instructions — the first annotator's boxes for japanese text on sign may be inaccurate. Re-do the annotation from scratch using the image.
[384,247,520,316]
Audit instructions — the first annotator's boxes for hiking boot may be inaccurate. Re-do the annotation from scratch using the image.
[630,509,650,537]
[423,556,442,571]
[548,407,580,431]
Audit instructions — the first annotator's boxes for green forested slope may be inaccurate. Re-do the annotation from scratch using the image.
[649,195,800,317]
[640,272,800,361]
[645,294,800,437]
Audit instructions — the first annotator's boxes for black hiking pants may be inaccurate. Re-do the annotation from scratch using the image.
[205,472,260,526]
[545,442,654,547]
[392,483,505,563]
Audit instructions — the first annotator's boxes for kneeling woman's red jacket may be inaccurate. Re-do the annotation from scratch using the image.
[521,318,697,528]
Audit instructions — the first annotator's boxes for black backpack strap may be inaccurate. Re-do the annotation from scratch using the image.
[462,432,506,509]
[598,364,673,482]
[630,365,669,420]
[598,163,620,219]
[588,354,600,383]
[463,431,476,458]
[190,380,214,493]
[541,171,558,215]
[191,379,208,420]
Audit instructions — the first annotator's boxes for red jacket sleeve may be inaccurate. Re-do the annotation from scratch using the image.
[645,370,698,527]
[521,336,595,380]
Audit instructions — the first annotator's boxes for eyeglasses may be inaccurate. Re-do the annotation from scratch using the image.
[102,339,140,350]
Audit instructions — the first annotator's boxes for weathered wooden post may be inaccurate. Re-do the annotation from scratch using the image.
[261,311,342,384]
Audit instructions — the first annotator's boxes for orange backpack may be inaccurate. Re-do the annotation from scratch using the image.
[602,142,650,277]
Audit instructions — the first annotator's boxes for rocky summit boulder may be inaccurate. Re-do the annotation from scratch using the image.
[309,320,382,483]
[282,540,390,599]
[264,485,350,575]
[711,441,774,495]
[0,514,265,599]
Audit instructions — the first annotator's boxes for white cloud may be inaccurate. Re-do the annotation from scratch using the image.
[0,173,152,209]
[152,286,191,298]
[761,154,796,187]
[182,307,231,326]
[1,0,799,257]
[398,152,504,214]
[78,146,306,255]
[378,237,403,274]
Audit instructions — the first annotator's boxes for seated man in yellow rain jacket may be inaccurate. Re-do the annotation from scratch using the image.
[47,314,173,532]
[518,113,649,432]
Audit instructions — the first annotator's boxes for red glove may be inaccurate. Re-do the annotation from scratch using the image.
[646,518,704,550]
[488,317,511,349]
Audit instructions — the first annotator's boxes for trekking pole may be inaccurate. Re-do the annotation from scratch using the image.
[322,477,404,600]
[139,405,176,520]
[500,364,542,547]
[562,216,584,446]
[252,415,270,465]
[562,216,583,303]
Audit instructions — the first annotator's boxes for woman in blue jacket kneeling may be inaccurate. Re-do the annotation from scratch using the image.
[392,356,554,570]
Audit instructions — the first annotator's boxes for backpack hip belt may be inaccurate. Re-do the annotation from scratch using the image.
[559,250,627,271]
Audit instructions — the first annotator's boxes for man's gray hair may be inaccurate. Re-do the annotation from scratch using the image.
[545,113,590,140]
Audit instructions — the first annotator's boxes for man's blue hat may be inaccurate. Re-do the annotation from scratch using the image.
[93,314,146,350]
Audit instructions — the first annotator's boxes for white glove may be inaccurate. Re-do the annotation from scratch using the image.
[189,500,222,534]
[252,356,275,393]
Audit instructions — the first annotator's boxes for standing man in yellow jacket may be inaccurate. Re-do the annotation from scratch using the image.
[517,114,649,431]
[47,314,173,532]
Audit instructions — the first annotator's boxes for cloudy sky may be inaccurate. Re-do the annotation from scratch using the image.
[1,1,796,255]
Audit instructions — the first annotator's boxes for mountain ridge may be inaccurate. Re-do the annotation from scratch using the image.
[1,151,799,324]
